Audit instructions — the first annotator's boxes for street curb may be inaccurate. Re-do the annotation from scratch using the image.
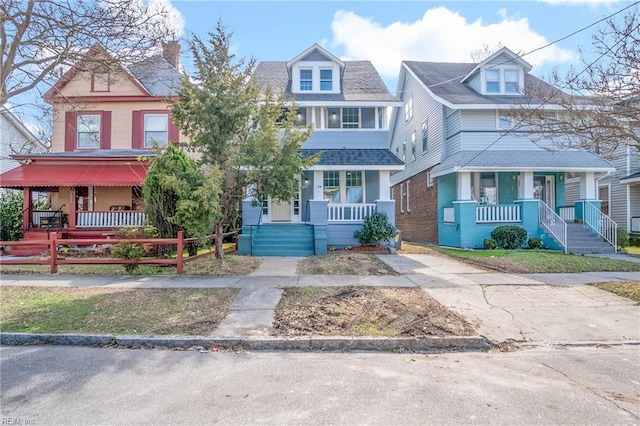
[0,332,492,353]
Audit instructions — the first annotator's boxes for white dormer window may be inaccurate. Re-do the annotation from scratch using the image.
[300,69,313,91]
[320,69,333,91]
[485,69,500,93]
[483,67,523,95]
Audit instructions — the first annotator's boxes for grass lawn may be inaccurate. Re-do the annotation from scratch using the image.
[399,242,640,274]
[0,287,239,335]
[594,281,640,302]
[1,243,260,276]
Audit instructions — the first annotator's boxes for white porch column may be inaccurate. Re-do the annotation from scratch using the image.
[311,107,316,129]
[520,172,534,199]
[378,170,391,200]
[313,170,324,200]
[457,172,472,200]
[374,108,380,130]
[579,171,597,199]
[319,108,325,129]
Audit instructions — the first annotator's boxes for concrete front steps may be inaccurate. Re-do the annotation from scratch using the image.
[565,223,616,254]
[251,223,315,257]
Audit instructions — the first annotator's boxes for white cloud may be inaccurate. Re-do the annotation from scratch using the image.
[330,7,577,79]
[538,0,621,5]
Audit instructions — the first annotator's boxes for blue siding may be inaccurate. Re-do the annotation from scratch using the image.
[327,223,361,247]
[302,130,390,150]
[365,170,379,203]
[300,51,331,62]
[437,173,460,247]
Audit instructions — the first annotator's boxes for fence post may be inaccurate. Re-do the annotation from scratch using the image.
[177,231,184,274]
[50,234,57,274]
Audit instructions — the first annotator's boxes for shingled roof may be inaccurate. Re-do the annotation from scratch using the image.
[253,61,399,103]
[404,61,559,106]
[301,149,403,167]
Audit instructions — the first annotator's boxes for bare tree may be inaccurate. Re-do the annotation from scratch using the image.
[1,0,183,104]
[507,7,640,159]
[470,42,504,62]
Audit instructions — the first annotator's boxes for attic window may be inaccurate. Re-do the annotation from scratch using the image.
[300,69,312,91]
[91,71,110,92]
[484,67,521,95]
[505,69,519,93]
[320,69,333,91]
[485,69,500,93]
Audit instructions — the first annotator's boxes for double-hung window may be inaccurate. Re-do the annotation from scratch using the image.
[144,114,169,147]
[421,120,428,152]
[320,69,332,91]
[300,69,312,91]
[346,171,363,203]
[504,69,520,93]
[342,108,359,129]
[404,97,413,121]
[323,171,340,203]
[485,69,500,93]
[77,114,101,148]
[411,131,416,161]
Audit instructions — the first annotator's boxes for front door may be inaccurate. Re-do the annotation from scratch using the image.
[533,176,555,209]
[271,200,291,222]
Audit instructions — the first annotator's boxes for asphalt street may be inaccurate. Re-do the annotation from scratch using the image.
[1,345,639,425]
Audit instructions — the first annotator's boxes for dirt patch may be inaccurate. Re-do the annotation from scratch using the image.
[271,286,476,337]
[594,281,640,302]
[297,253,397,275]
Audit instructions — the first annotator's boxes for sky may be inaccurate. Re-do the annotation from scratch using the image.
[165,0,636,91]
[8,0,638,133]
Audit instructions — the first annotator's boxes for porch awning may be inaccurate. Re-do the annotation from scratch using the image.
[0,163,149,188]
[430,150,615,178]
[300,149,404,171]
[620,172,640,184]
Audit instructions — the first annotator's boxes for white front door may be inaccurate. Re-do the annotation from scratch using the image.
[271,200,291,221]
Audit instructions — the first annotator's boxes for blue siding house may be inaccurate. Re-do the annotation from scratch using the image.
[389,47,617,253]
[238,44,403,256]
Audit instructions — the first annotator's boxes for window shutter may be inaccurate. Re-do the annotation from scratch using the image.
[168,118,179,142]
[64,111,77,151]
[100,111,111,149]
[132,111,142,149]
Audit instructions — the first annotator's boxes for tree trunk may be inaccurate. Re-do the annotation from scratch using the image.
[214,221,224,259]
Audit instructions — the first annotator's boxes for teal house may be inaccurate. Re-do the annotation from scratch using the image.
[389,47,617,254]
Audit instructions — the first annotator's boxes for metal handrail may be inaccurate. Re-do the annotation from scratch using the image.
[47,204,65,239]
[583,201,617,253]
[538,200,567,253]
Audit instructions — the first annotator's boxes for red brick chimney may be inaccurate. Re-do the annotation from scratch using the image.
[162,41,180,68]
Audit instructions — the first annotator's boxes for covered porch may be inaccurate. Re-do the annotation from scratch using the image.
[433,150,616,252]
[0,153,150,237]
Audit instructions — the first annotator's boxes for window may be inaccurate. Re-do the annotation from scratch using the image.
[320,69,332,91]
[497,112,514,130]
[406,180,410,212]
[144,114,168,147]
[323,171,340,203]
[485,69,500,93]
[422,120,428,152]
[411,131,416,161]
[294,108,307,126]
[91,70,110,92]
[342,108,359,129]
[77,114,101,148]
[402,140,406,162]
[426,172,433,187]
[404,97,413,121]
[346,171,363,203]
[300,69,312,91]
[504,69,520,93]
[476,172,497,205]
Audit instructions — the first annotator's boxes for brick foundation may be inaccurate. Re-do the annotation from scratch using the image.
[392,168,438,244]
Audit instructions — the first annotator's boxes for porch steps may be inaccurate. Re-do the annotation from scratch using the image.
[251,223,315,257]
[4,230,51,256]
[565,223,615,254]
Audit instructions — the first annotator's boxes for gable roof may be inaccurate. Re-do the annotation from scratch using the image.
[460,47,532,84]
[287,43,345,69]
[403,60,558,108]
[44,44,183,102]
[253,60,399,103]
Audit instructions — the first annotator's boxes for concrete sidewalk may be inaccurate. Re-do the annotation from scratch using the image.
[1,253,639,349]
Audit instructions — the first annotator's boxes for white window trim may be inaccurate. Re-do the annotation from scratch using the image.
[299,67,313,92]
[143,113,169,148]
[404,97,413,122]
[323,171,366,204]
[291,62,341,94]
[426,172,433,187]
[400,183,404,213]
[319,67,333,91]
[77,114,101,149]
[481,66,524,95]
[496,111,515,130]
[422,120,428,153]
[406,180,410,212]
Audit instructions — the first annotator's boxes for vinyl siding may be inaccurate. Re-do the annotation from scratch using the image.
[302,129,390,150]
[389,68,444,186]
[466,72,481,93]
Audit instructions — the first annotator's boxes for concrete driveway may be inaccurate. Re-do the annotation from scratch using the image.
[378,253,640,344]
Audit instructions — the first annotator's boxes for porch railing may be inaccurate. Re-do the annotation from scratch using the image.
[583,201,617,252]
[558,206,575,222]
[539,200,567,253]
[475,204,521,223]
[327,203,376,222]
[77,211,146,228]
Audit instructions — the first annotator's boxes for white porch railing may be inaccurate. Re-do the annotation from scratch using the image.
[583,201,617,252]
[558,206,575,222]
[77,211,146,228]
[32,210,57,227]
[539,200,567,253]
[475,204,521,223]
[327,203,376,222]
